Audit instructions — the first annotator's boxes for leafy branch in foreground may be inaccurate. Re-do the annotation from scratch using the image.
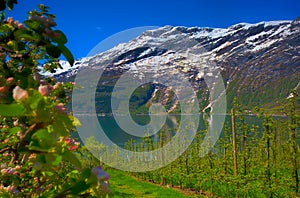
[0,2,109,197]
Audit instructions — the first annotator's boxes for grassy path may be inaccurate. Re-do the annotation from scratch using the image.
[107,169,199,198]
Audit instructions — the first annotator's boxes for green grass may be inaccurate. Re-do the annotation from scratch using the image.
[107,169,198,198]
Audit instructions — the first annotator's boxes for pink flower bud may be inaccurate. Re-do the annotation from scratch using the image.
[7,17,13,24]
[3,152,10,157]
[14,165,21,171]
[53,82,61,90]
[28,154,36,160]
[55,103,67,114]
[40,80,46,85]
[7,167,14,174]
[13,86,28,101]
[0,86,5,93]
[64,137,71,144]
[6,77,14,82]
[38,85,49,96]
[17,23,24,29]
[7,185,19,195]
[69,145,78,151]
[3,139,9,144]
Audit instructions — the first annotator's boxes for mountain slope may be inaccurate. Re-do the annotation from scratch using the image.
[53,18,300,114]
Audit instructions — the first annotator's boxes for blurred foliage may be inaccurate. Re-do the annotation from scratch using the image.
[0,2,109,197]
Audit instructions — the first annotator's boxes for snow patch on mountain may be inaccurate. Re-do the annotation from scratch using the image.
[41,57,92,77]
[48,19,298,86]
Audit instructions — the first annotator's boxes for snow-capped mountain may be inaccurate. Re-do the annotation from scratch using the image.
[54,17,300,113]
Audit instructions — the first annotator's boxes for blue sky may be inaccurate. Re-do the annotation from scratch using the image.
[9,0,299,59]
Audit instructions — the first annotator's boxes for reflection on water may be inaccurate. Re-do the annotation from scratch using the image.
[98,115,187,147]
[71,112,291,151]
[71,114,268,148]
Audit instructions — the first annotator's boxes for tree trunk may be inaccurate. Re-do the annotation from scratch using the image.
[231,108,239,198]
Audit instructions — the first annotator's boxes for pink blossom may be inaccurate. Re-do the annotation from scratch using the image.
[0,86,6,92]
[7,167,14,174]
[64,137,71,144]
[13,120,18,126]
[38,85,49,96]
[1,167,14,175]
[3,152,10,157]
[6,185,19,195]
[13,86,28,101]
[7,17,13,24]
[53,82,61,90]
[69,145,79,151]
[14,165,21,171]
[55,103,67,114]
[6,77,14,83]
[17,23,25,29]
[64,137,80,151]
[28,153,36,160]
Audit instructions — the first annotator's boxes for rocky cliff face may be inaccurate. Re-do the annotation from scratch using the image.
[53,17,300,113]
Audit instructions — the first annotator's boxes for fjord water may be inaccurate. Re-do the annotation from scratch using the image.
[74,114,271,148]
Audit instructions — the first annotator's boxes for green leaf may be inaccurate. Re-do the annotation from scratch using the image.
[45,154,62,166]
[0,24,14,34]
[58,44,74,66]
[38,4,50,12]
[29,139,52,152]
[7,0,17,10]
[71,115,81,126]
[46,44,61,58]
[0,104,26,116]
[14,29,38,41]
[70,180,90,194]
[81,168,92,179]
[32,129,55,143]
[62,149,82,168]
[52,113,74,136]
[44,171,54,177]
[9,126,21,136]
[29,129,56,152]
[36,100,52,123]
[27,90,43,109]
[24,20,41,31]
[52,30,67,44]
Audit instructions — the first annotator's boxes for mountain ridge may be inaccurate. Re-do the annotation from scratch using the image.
[51,18,300,114]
